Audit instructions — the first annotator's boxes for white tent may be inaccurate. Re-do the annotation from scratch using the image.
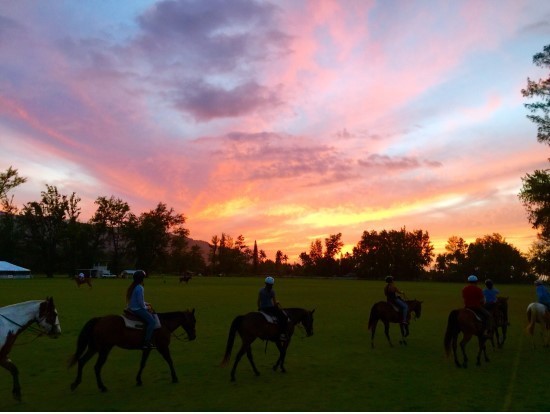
[0,261,32,279]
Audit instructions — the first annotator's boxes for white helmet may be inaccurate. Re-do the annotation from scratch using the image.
[467,275,478,283]
[265,276,275,285]
[79,273,84,277]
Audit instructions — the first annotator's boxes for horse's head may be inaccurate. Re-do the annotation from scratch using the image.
[38,297,61,338]
[181,309,196,341]
[301,309,315,337]
[409,300,422,319]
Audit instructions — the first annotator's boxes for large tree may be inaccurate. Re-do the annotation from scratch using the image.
[0,166,27,262]
[519,44,550,275]
[90,195,132,275]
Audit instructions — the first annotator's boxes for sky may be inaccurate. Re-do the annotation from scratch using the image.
[1,0,549,263]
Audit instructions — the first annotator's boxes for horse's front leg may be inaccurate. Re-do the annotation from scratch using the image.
[273,339,289,373]
[155,346,178,384]
[136,348,153,386]
[93,348,112,392]
[1,358,21,401]
[383,322,393,347]
[481,337,490,363]
[399,324,408,346]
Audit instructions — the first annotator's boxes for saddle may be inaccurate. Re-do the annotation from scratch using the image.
[465,308,483,322]
[259,311,278,324]
[122,309,162,330]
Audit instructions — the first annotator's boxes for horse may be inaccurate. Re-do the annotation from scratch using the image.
[221,307,314,382]
[68,309,196,392]
[526,302,550,348]
[444,308,490,368]
[487,297,509,348]
[0,297,61,401]
[367,299,422,347]
[74,276,92,288]
[179,274,192,284]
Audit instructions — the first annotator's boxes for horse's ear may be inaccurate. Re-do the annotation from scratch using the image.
[192,308,195,315]
[311,309,315,314]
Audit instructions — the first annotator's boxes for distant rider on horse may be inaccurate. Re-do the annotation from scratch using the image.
[462,275,492,337]
[384,276,408,325]
[257,276,289,341]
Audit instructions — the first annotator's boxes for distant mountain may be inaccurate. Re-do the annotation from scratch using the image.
[186,237,210,261]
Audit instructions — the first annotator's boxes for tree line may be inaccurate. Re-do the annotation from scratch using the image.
[0,167,534,282]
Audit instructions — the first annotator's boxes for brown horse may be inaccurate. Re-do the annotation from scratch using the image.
[487,297,509,348]
[75,276,92,288]
[368,299,422,347]
[0,298,61,401]
[221,307,314,382]
[179,274,192,284]
[444,308,490,368]
[68,309,196,392]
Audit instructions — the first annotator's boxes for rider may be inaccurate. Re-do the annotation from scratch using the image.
[257,276,289,341]
[384,276,408,325]
[482,279,499,311]
[462,275,492,337]
[535,279,550,312]
[126,270,156,348]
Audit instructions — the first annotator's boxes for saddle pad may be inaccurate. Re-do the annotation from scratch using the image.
[259,312,277,324]
[122,313,162,330]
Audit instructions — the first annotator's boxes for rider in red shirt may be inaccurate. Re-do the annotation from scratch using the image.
[462,275,492,337]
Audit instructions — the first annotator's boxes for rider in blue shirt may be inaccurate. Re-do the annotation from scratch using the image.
[483,279,499,308]
[126,270,156,348]
[258,276,289,341]
[535,280,550,311]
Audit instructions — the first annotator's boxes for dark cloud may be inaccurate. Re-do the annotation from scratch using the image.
[358,154,442,170]
[174,80,282,121]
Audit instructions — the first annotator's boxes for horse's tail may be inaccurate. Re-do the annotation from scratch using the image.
[526,304,536,336]
[220,315,243,367]
[67,317,100,368]
[367,304,378,331]
[444,309,459,357]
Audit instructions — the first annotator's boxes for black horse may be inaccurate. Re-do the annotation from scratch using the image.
[221,307,314,382]
[368,299,422,347]
[69,309,196,392]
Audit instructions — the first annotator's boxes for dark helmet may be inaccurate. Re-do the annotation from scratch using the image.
[385,276,394,283]
[485,279,493,288]
[133,270,146,283]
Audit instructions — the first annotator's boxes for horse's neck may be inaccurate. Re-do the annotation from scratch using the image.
[158,312,184,332]
[0,301,40,329]
[285,308,305,323]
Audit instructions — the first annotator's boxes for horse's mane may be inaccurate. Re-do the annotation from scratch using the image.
[157,310,193,318]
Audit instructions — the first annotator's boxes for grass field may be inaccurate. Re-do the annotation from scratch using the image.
[0,275,549,412]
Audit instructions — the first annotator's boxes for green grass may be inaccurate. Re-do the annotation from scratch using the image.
[1,276,549,411]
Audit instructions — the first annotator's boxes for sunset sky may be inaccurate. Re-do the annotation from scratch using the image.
[1,0,549,262]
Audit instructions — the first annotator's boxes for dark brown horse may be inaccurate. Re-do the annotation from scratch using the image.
[75,276,92,288]
[0,298,61,401]
[221,307,314,382]
[444,308,489,368]
[179,274,192,284]
[69,309,196,392]
[487,297,509,348]
[368,299,422,347]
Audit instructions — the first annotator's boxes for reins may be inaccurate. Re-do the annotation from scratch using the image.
[0,313,47,344]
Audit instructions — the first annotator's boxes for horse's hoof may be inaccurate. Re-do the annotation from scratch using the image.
[70,383,78,391]
[100,387,108,393]
[172,378,179,383]
[230,377,236,382]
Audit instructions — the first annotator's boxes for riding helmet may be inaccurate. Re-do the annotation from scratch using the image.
[485,279,493,288]
[467,275,478,283]
[385,275,394,283]
[265,276,275,285]
[133,270,146,282]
